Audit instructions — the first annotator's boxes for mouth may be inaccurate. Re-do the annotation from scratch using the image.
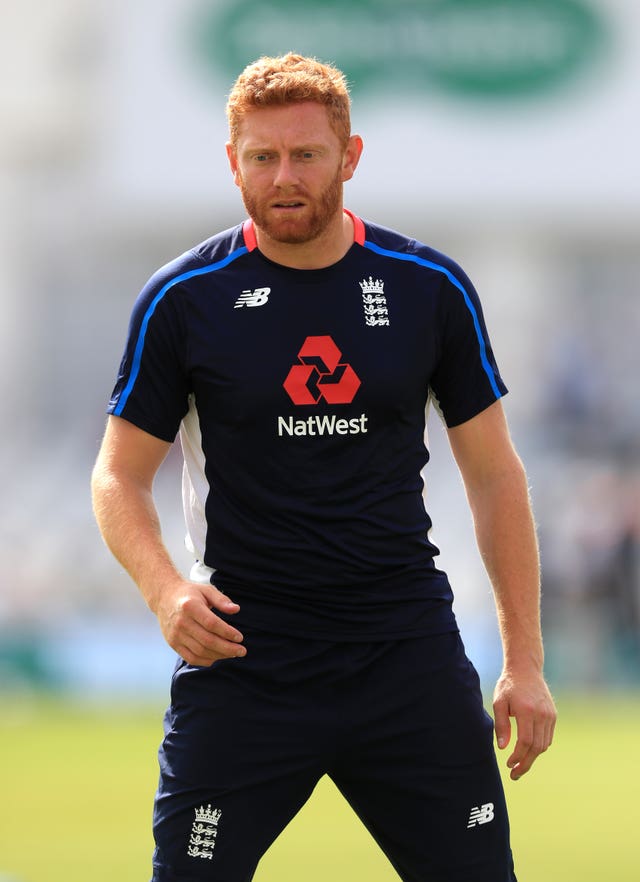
[272,200,306,210]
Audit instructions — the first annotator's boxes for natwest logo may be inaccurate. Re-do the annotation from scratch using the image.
[283,336,361,405]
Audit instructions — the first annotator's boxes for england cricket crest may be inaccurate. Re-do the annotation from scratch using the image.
[187,804,222,860]
[360,277,390,326]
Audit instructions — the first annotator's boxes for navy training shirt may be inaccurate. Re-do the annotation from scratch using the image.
[108,212,507,640]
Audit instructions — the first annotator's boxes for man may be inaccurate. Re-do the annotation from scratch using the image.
[91,53,556,882]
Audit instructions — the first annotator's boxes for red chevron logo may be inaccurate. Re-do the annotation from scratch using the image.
[283,336,361,405]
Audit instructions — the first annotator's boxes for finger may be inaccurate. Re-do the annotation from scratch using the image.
[165,602,246,663]
[183,642,246,666]
[492,699,512,751]
[206,584,241,614]
[178,641,232,667]
[190,617,247,656]
[508,714,553,779]
[545,708,557,749]
[180,590,244,643]
[199,606,245,643]
[179,624,247,666]
[506,711,534,777]
[177,641,217,667]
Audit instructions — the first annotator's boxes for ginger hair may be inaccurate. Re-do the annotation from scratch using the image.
[226,53,352,147]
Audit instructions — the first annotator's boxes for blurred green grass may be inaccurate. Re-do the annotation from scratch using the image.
[1,693,638,881]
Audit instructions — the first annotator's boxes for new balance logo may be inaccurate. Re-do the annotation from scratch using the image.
[234,287,270,308]
[467,803,495,828]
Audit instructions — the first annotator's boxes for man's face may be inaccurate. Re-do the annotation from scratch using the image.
[227,103,355,245]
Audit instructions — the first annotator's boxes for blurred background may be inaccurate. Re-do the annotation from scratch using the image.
[0,0,638,701]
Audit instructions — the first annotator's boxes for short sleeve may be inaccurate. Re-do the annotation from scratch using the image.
[107,272,190,442]
[428,267,507,427]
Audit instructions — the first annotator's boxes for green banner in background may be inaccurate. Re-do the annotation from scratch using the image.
[191,0,608,101]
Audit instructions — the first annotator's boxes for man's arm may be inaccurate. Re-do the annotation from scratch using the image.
[446,400,556,779]
[90,415,246,666]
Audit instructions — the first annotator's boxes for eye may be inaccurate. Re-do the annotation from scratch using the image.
[249,151,274,163]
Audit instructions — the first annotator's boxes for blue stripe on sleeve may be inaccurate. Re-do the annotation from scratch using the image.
[113,245,249,415]
[363,240,502,399]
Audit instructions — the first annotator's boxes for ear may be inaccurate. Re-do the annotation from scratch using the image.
[341,134,364,183]
[226,142,241,186]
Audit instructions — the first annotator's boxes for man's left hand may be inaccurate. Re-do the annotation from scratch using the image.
[493,670,557,780]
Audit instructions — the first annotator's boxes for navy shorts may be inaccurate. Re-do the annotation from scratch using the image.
[151,629,516,882]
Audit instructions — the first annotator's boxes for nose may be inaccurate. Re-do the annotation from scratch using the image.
[273,156,298,188]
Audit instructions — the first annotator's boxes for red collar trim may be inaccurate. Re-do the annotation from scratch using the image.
[242,210,365,252]
[242,218,258,251]
[344,209,365,245]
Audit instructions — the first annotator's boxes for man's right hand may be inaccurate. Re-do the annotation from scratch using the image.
[155,579,246,666]
[91,417,247,668]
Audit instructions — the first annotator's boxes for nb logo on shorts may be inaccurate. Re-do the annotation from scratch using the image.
[234,287,271,308]
[467,802,495,828]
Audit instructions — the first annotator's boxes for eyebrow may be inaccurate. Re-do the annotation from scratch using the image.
[243,143,326,154]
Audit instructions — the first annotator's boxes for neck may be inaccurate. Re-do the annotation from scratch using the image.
[253,210,355,270]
